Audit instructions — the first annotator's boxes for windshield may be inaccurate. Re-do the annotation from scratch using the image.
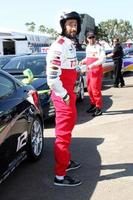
[3,55,47,76]
[0,57,11,68]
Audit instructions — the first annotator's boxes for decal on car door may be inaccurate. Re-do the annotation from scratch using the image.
[16,131,28,152]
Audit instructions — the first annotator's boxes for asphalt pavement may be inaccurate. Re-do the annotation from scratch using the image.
[0,75,133,200]
[44,75,133,200]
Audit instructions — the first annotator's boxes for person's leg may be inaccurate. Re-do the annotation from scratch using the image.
[52,93,77,176]
[120,74,125,87]
[54,133,71,176]
[114,60,120,87]
[91,67,103,116]
[86,71,95,106]
[91,67,103,109]
[118,59,125,87]
[52,93,81,186]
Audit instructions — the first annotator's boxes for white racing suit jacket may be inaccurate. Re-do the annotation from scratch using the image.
[85,43,105,67]
[46,36,77,99]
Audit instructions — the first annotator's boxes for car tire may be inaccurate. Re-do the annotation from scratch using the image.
[28,117,44,161]
[78,80,84,102]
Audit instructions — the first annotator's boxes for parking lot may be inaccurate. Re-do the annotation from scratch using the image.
[0,75,133,200]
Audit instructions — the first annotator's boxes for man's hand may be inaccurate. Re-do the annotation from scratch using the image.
[79,59,86,66]
[63,93,70,105]
[79,61,83,65]
[106,53,113,58]
[88,64,94,69]
[65,98,70,105]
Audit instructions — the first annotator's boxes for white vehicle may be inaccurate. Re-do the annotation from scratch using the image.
[0,29,52,55]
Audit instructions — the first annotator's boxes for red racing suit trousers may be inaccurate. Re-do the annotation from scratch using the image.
[51,69,77,176]
[86,58,103,109]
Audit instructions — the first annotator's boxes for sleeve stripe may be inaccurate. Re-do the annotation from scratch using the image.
[52,60,61,66]
[48,75,58,79]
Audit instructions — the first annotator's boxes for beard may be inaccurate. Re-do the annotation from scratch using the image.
[61,28,77,39]
[64,31,77,39]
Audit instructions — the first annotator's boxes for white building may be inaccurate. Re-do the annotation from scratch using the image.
[0,28,52,55]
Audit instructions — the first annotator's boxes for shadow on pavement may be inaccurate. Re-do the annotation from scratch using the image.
[44,75,133,129]
[102,78,114,90]
[44,94,113,128]
[99,163,133,181]
[121,84,133,88]
[76,94,113,125]
[0,137,104,200]
[104,109,133,115]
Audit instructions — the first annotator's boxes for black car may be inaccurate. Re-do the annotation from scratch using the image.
[2,54,85,120]
[0,55,16,68]
[0,70,44,184]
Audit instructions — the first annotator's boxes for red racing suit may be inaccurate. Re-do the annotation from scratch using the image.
[46,36,77,176]
[85,44,105,109]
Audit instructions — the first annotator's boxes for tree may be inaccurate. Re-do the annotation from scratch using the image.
[25,22,59,39]
[46,28,59,39]
[38,25,46,33]
[25,22,36,32]
[97,19,133,44]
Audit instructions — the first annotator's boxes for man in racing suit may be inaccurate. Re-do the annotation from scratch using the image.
[80,32,105,116]
[46,11,81,187]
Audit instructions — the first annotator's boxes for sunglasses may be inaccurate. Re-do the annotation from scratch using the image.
[88,36,95,39]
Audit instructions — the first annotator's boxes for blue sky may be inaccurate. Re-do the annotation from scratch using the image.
[1,0,133,32]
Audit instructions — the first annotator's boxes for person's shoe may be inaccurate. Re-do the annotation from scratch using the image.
[86,105,96,113]
[66,160,81,172]
[113,84,119,88]
[92,108,102,117]
[54,175,82,187]
[120,83,125,88]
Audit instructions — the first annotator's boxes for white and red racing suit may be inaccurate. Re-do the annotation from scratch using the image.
[84,44,105,109]
[46,36,77,176]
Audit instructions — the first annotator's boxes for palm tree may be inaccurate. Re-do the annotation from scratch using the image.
[25,22,36,32]
[38,25,46,33]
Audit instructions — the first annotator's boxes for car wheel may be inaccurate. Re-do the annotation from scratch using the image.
[28,117,44,160]
[78,80,84,102]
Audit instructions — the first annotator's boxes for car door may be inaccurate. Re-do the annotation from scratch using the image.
[0,73,29,179]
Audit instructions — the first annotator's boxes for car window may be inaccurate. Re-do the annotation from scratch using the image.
[0,56,16,68]
[0,57,10,68]
[0,74,15,99]
[23,57,46,75]
[3,56,46,76]
[3,58,21,70]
